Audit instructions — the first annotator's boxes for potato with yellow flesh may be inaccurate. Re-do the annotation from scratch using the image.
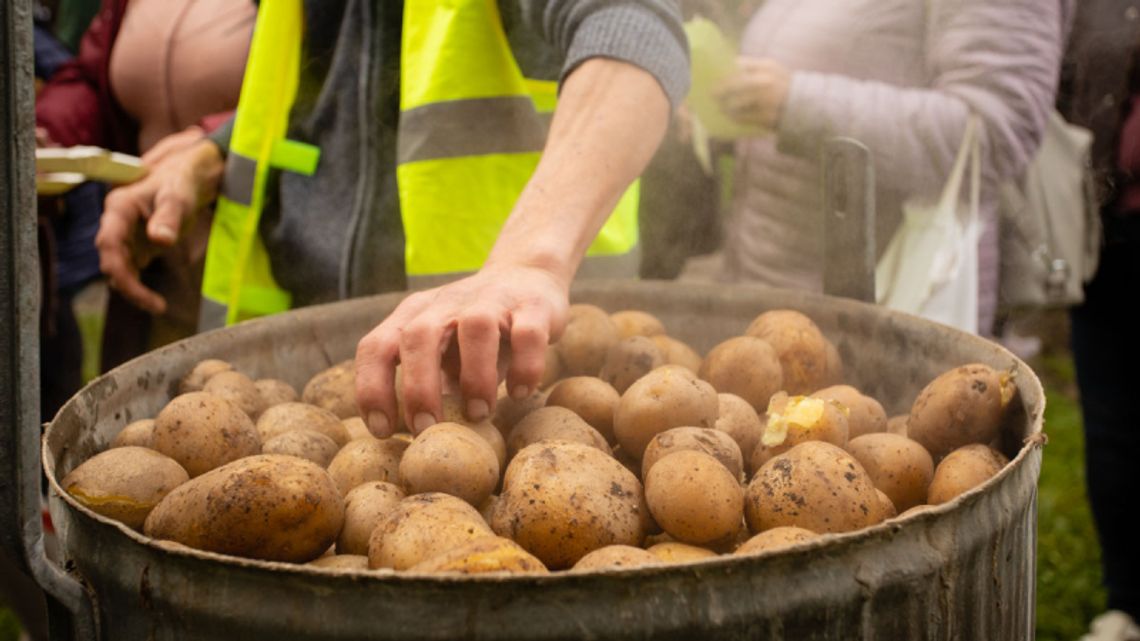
[179,359,233,394]
[845,433,934,512]
[327,437,407,496]
[256,402,350,448]
[610,310,666,338]
[557,304,620,376]
[399,423,500,506]
[341,417,374,441]
[368,493,492,570]
[735,526,817,556]
[908,364,1016,460]
[144,454,344,563]
[492,441,648,570]
[545,376,620,444]
[614,365,719,459]
[751,393,849,471]
[641,427,744,481]
[308,555,369,571]
[62,447,189,530]
[204,371,267,419]
[714,393,765,469]
[337,481,406,555]
[261,430,340,468]
[811,385,887,439]
[151,392,262,478]
[111,418,156,449]
[645,450,743,546]
[746,310,832,395]
[927,444,1009,504]
[599,336,665,394]
[507,406,610,460]
[302,360,358,419]
[254,378,298,407]
[571,545,661,572]
[745,441,881,534]
[651,335,703,374]
[699,336,783,414]
[646,542,717,563]
[408,536,548,575]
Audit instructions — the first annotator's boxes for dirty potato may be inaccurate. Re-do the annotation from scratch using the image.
[641,426,744,481]
[256,402,351,448]
[646,542,717,563]
[492,386,549,437]
[326,437,407,496]
[650,335,703,374]
[645,450,744,546]
[399,423,500,506]
[734,526,817,556]
[110,418,156,449]
[927,444,1009,505]
[337,481,406,555]
[545,376,620,444]
[887,415,910,437]
[599,336,666,394]
[308,555,369,571]
[408,536,548,575]
[368,493,493,570]
[613,365,719,459]
[179,359,233,394]
[261,430,340,468]
[610,310,666,339]
[811,385,887,439]
[204,371,268,419]
[62,447,189,530]
[745,310,832,395]
[699,336,784,414]
[507,406,610,460]
[714,393,765,469]
[254,378,298,407]
[151,391,262,478]
[557,304,621,376]
[845,433,934,512]
[302,360,358,419]
[571,545,662,572]
[907,364,1017,460]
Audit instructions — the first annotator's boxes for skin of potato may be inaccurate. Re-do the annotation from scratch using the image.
[336,481,406,555]
[178,359,233,394]
[151,392,262,478]
[599,336,666,394]
[308,555,370,570]
[845,433,934,512]
[261,430,340,468]
[63,447,189,530]
[907,364,1015,460]
[645,450,744,546]
[341,417,374,441]
[302,360,358,419]
[399,423,501,506]
[254,378,299,407]
[407,536,549,575]
[571,545,662,572]
[699,336,784,414]
[545,376,621,444]
[734,526,817,556]
[143,454,345,563]
[714,394,765,470]
[650,335,703,374]
[492,387,550,437]
[368,493,493,570]
[641,427,744,481]
[204,371,268,419]
[492,441,648,570]
[557,304,621,376]
[745,310,832,395]
[745,441,882,534]
[327,437,408,497]
[436,395,508,469]
[538,345,565,390]
[927,444,1009,504]
[610,310,666,339]
[875,489,898,520]
[507,406,611,460]
[811,385,888,440]
[257,402,351,448]
[646,542,717,563]
[110,419,156,449]
[751,394,850,471]
[614,365,720,459]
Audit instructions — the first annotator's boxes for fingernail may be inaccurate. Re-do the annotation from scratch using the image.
[151,224,176,244]
[413,412,436,434]
[366,411,390,438]
[510,385,531,400]
[466,398,489,421]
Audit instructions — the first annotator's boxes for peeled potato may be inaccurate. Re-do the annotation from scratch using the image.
[811,385,887,439]
[927,444,1009,504]
[751,393,849,471]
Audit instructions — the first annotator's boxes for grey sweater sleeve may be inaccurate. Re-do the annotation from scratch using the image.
[522,0,691,107]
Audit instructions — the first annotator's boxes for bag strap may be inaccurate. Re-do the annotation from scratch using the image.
[937,115,981,224]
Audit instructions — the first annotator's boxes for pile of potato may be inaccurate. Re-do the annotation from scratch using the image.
[61,305,1018,575]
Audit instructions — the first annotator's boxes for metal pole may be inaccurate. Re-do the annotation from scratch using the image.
[821,137,877,303]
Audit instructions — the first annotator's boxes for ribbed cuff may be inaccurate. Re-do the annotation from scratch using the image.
[776,71,833,160]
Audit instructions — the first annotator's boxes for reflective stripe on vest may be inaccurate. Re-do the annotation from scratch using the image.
[398,0,640,286]
[199,0,319,329]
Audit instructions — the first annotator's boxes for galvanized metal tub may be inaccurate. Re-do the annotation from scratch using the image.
[43,281,1044,640]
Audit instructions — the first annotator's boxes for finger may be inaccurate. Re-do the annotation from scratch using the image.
[456,305,504,422]
[146,189,193,247]
[505,303,552,401]
[98,242,166,314]
[96,194,166,314]
[399,315,450,434]
[355,325,401,438]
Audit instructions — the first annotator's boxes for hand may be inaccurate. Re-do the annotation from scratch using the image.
[715,57,792,131]
[35,126,56,148]
[95,140,224,314]
[355,264,569,438]
[141,126,205,167]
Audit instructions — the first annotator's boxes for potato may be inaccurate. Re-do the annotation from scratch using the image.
[399,423,500,506]
[545,376,620,444]
[255,378,298,407]
[907,364,1016,460]
[650,335,703,374]
[539,345,564,390]
[368,493,492,570]
[204,371,268,419]
[408,536,548,575]
[342,416,374,441]
[256,402,350,448]
[613,365,719,459]
[557,304,620,376]
[144,454,344,563]
[111,419,156,449]
[308,555,369,571]
[62,447,189,530]
[151,392,262,478]
[437,395,507,469]
[478,494,500,525]
[875,489,898,520]
[641,427,744,481]
[714,393,765,466]
[302,360,358,419]
[699,336,783,413]
[646,542,717,563]
[745,441,881,534]
[734,526,817,556]
[845,433,934,512]
[645,450,743,546]
[887,415,910,437]
[261,430,340,468]
[492,441,648,570]
[811,385,887,439]
[492,386,549,437]
[610,310,666,338]
[599,336,665,394]
[745,310,831,395]
[927,444,1009,505]
[337,481,406,555]
[507,406,610,459]
[751,393,849,471]
[571,545,661,572]
[327,437,407,496]
[179,359,233,394]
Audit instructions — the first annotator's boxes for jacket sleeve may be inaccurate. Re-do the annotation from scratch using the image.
[521,0,691,107]
[776,0,1068,196]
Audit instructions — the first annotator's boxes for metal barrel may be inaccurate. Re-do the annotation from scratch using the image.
[42,281,1044,640]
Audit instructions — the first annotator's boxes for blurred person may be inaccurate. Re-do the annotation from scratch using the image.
[711,0,1069,336]
[35,0,256,371]
[1063,2,1140,639]
[94,1,688,437]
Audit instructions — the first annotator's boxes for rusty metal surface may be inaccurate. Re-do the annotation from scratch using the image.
[822,138,877,304]
[43,281,1044,640]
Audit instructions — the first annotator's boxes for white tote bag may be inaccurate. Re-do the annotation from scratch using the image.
[875,116,982,333]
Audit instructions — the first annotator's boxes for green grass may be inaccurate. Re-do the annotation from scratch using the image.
[0,608,19,641]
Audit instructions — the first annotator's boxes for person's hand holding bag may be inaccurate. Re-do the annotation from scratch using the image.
[715,57,792,131]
